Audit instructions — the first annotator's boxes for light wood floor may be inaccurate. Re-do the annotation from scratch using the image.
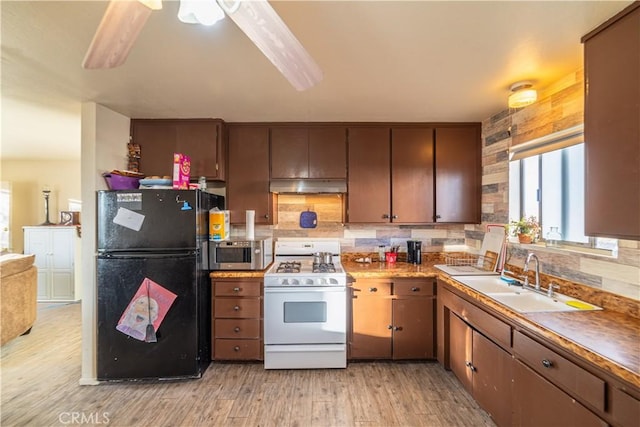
[1,303,494,427]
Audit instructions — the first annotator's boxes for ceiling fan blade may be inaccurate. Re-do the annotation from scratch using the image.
[221,0,323,91]
[82,1,154,69]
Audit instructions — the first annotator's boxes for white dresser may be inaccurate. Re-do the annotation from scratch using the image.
[23,226,79,301]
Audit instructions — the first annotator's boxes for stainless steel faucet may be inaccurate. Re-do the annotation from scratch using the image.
[523,252,540,290]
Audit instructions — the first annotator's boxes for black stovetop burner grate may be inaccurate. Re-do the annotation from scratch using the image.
[312,262,336,273]
[276,261,301,273]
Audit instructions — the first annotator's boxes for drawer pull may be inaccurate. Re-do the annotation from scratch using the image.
[369,287,378,292]
[542,359,553,368]
[233,306,240,311]
[234,327,241,333]
[411,287,419,292]
[233,287,241,292]
[234,346,240,352]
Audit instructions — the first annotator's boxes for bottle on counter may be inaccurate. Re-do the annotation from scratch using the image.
[378,245,386,263]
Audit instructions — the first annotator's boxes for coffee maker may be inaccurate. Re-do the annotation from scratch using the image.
[407,240,422,264]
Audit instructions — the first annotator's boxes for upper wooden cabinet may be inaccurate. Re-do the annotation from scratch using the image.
[347,125,480,224]
[435,126,481,223]
[391,127,435,223]
[582,3,640,240]
[347,127,391,223]
[130,119,225,181]
[227,125,277,225]
[270,126,347,179]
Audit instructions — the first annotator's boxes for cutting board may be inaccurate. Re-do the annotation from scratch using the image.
[477,228,505,270]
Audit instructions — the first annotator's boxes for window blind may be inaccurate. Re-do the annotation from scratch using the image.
[509,124,584,161]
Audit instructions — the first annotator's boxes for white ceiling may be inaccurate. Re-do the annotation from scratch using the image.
[0,0,632,160]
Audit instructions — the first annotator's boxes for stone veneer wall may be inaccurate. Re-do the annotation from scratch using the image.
[476,69,640,300]
[228,69,639,300]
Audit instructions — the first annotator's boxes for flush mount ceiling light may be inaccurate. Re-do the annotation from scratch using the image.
[508,81,538,109]
[82,0,323,91]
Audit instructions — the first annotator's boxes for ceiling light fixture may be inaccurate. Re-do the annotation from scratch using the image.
[508,81,538,109]
[178,0,225,26]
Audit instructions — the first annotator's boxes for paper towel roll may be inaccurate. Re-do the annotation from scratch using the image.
[246,210,255,240]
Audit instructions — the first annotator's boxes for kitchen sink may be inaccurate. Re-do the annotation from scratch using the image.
[452,275,602,313]
[453,275,523,294]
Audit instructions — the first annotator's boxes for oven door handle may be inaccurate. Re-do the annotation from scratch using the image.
[264,287,346,293]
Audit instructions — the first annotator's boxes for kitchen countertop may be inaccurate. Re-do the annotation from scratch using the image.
[438,274,640,389]
[210,260,640,389]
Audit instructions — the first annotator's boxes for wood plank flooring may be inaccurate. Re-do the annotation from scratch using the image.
[1,303,494,427]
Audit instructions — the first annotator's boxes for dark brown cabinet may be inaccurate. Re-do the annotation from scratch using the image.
[270,126,347,179]
[347,125,480,224]
[435,126,481,223]
[448,313,513,427]
[391,127,435,223]
[347,127,391,223]
[513,360,606,427]
[582,3,640,240]
[130,118,225,180]
[211,278,263,361]
[347,126,434,223]
[350,279,435,360]
[227,125,277,224]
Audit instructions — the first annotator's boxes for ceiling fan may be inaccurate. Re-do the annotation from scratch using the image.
[82,0,323,91]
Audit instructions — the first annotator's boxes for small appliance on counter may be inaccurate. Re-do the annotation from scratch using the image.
[207,238,273,271]
[407,240,422,264]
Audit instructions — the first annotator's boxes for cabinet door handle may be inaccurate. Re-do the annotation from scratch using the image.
[234,346,240,352]
[264,214,269,219]
[541,359,553,368]
[382,214,390,219]
[391,215,398,219]
[233,287,241,292]
[435,214,441,220]
[411,287,419,292]
[393,326,401,331]
[234,327,241,333]
[465,361,476,372]
[233,306,240,311]
[387,325,393,330]
[369,287,378,293]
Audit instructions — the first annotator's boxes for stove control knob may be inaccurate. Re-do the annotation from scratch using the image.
[291,279,300,285]
[281,279,289,285]
[305,279,314,285]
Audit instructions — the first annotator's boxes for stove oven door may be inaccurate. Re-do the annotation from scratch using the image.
[264,286,347,345]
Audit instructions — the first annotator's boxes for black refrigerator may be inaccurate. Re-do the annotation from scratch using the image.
[96,189,223,380]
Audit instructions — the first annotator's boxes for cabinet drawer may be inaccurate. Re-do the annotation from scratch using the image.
[214,298,261,318]
[353,280,392,296]
[610,386,640,427]
[394,280,435,296]
[214,318,261,339]
[442,287,511,349]
[514,331,605,412]
[214,339,261,360]
[214,281,261,297]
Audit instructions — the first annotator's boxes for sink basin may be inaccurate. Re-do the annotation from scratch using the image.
[453,275,522,294]
[489,290,602,313]
[452,275,602,313]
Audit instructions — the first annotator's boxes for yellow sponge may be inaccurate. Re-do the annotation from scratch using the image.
[565,300,594,310]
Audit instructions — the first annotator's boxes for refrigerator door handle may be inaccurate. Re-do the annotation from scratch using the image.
[99,251,197,259]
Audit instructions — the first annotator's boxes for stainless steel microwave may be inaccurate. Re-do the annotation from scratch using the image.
[207,238,273,270]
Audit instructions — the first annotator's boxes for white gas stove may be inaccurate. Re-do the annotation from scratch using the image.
[263,239,347,370]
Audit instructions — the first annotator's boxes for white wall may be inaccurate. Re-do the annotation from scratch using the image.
[79,103,130,385]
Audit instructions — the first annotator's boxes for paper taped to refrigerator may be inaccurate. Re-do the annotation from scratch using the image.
[116,277,177,341]
[113,207,145,232]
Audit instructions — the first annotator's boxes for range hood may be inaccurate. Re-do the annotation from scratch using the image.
[269,179,347,194]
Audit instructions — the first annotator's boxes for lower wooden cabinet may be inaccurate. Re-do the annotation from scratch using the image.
[211,278,263,361]
[350,278,435,360]
[513,360,607,427]
[449,313,513,427]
